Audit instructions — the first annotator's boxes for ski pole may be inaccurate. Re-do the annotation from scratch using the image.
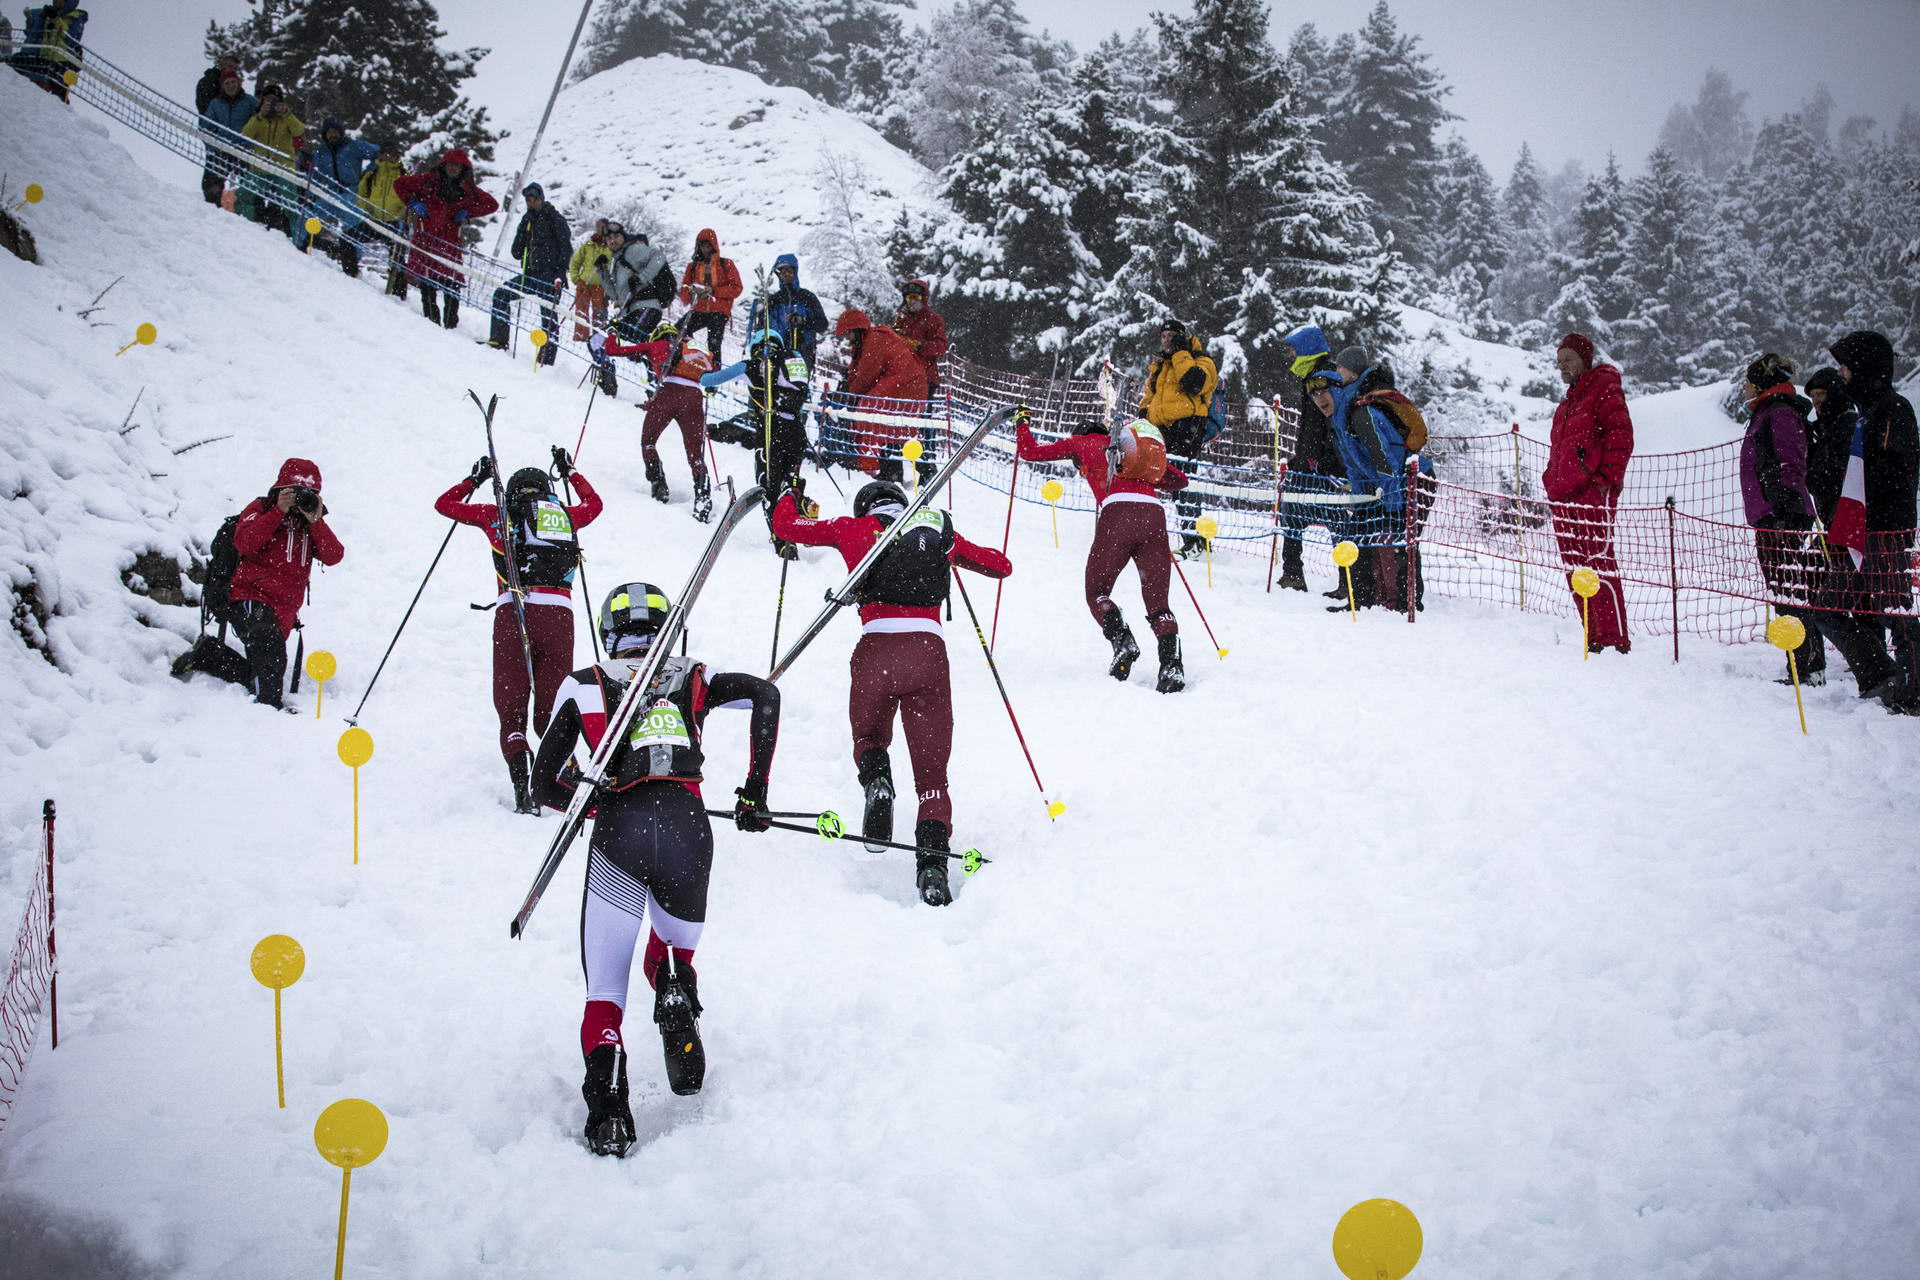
[571,370,600,462]
[951,568,1065,821]
[1170,556,1229,658]
[345,522,457,724]
[769,556,788,674]
[702,809,989,871]
[555,454,599,663]
[988,448,1020,653]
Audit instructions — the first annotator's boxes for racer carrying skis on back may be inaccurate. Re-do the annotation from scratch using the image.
[529,582,780,1155]
[434,453,603,811]
[701,328,813,556]
[1015,412,1191,693]
[595,318,719,520]
[769,481,1012,906]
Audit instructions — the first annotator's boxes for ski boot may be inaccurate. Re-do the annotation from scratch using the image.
[692,474,713,523]
[916,819,953,907]
[1155,633,1185,694]
[581,1043,635,1157]
[441,295,460,330]
[858,748,894,853]
[508,753,540,815]
[653,957,705,1096]
[1100,609,1140,682]
[645,459,670,504]
[1176,532,1206,560]
[1275,547,1309,592]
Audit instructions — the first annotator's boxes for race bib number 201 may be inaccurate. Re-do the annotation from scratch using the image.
[533,500,575,543]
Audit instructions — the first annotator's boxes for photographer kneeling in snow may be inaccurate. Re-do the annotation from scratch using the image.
[173,458,344,710]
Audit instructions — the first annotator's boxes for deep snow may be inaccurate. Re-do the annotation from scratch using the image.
[3,67,1920,1280]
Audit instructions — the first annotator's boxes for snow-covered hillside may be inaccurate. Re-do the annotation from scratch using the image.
[5,66,1920,1280]
[511,55,933,296]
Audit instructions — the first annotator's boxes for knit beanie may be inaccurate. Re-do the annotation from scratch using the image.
[1557,333,1596,367]
[1333,346,1369,376]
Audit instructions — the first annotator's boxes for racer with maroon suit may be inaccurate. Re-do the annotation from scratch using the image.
[596,319,719,520]
[769,480,1012,906]
[529,582,780,1155]
[434,454,603,812]
[1015,417,1191,693]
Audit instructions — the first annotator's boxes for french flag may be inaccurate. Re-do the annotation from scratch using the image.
[1829,418,1868,569]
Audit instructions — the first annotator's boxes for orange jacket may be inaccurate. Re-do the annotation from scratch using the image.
[679,228,743,315]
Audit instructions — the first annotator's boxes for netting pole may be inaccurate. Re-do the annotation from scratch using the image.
[44,799,56,1051]
[1404,456,1419,624]
[1666,496,1680,663]
[1266,396,1285,593]
[1511,424,1526,610]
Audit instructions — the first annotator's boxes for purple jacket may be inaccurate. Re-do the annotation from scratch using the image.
[1740,392,1816,526]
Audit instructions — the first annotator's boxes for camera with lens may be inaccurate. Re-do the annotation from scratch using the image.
[290,486,321,515]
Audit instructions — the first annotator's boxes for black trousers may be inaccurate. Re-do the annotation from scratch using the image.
[491,271,560,348]
[1163,416,1208,537]
[682,311,727,361]
[181,601,289,706]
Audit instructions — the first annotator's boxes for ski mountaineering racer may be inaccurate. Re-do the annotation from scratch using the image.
[701,328,814,555]
[597,319,720,521]
[769,480,1012,906]
[434,455,602,811]
[529,581,781,1156]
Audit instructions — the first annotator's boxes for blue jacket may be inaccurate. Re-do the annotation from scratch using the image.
[746,254,829,363]
[1327,370,1409,511]
[1282,323,1330,359]
[24,3,86,54]
[305,122,380,230]
[200,90,258,156]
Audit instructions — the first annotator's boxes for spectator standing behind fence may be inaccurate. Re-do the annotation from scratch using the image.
[1810,331,1920,713]
[488,183,571,365]
[300,117,379,276]
[894,279,948,484]
[394,148,496,331]
[1138,320,1218,559]
[1312,363,1412,612]
[355,141,409,298]
[1345,357,1432,613]
[1739,354,1825,684]
[1274,324,1341,592]
[604,224,673,344]
[678,229,742,360]
[18,1,85,101]
[569,219,612,343]
[1544,333,1633,654]
[1802,367,1857,526]
[197,68,255,209]
[747,254,828,369]
[239,86,304,239]
[833,309,926,480]
[194,53,243,114]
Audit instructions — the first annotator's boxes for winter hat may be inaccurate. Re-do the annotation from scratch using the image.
[322,116,346,136]
[1745,352,1796,391]
[273,458,322,493]
[834,309,871,337]
[1557,333,1596,368]
[901,279,929,298]
[1334,346,1370,376]
[1160,318,1187,337]
[1804,367,1849,400]
[1829,330,1894,387]
[522,182,544,200]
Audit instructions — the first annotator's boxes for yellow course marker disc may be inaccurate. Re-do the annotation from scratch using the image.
[1332,540,1359,568]
[1766,615,1806,651]
[1332,1198,1423,1280]
[1569,566,1600,598]
[337,727,374,768]
[1041,479,1064,503]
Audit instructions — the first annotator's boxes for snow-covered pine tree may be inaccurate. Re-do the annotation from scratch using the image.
[1320,1,1453,276]
[1614,148,1736,388]
[894,0,1070,169]
[1284,23,1350,125]
[1493,143,1555,330]
[1542,154,1633,347]
[208,0,495,166]
[1428,134,1509,331]
[1735,111,1856,366]
[1657,69,1755,183]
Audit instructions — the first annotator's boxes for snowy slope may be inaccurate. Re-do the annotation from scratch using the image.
[507,55,933,286]
[5,67,1920,1280]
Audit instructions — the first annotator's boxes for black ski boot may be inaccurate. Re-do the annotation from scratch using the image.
[1276,543,1308,592]
[653,958,705,1096]
[508,753,540,815]
[420,290,441,325]
[1100,609,1140,681]
[915,819,953,907]
[441,294,460,330]
[858,748,894,853]
[692,474,713,523]
[581,1044,635,1157]
[645,459,670,504]
[595,354,618,397]
[1155,632,1185,694]
[1176,532,1206,560]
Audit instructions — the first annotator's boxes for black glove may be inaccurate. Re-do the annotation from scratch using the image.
[468,455,494,485]
[550,445,574,478]
[1178,367,1207,397]
[734,780,771,832]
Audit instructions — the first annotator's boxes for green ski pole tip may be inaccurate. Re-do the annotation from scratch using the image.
[962,850,984,876]
[816,810,844,840]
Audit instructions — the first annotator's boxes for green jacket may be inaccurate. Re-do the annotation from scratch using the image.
[569,239,612,287]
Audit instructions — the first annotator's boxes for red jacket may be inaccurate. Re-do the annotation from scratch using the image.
[844,323,929,404]
[393,149,498,285]
[679,228,743,315]
[230,458,345,637]
[893,302,949,391]
[601,338,718,385]
[1015,422,1189,504]
[769,492,1010,627]
[1545,362,1634,504]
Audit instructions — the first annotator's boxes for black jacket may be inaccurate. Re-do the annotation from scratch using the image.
[1831,331,1918,533]
[1805,401,1858,526]
[510,203,573,284]
[1290,353,1338,472]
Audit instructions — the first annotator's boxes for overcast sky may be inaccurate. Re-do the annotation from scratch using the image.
[101,0,1920,189]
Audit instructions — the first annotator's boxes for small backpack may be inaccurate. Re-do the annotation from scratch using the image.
[647,262,677,306]
[1358,391,1428,453]
[1201,388,1229,445]
[1114,420,1168,483]
[201,513,243,628]
[857,509,954,608]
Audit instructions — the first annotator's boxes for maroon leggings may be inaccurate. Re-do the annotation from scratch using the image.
[642,383,709,481]
[849,631,953,833]
[495,601,576,759]
[1085,500,1178,637]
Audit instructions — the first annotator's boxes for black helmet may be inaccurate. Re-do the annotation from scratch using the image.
[599,582,670,656]
[853,480,909,519]
[1073,419,1110,435]
[506,467,550,505]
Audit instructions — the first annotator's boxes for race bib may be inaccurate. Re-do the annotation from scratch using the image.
[901,509,944,534]
[532,500,574,544]
[629,700,691,750]
[784,357,810,382]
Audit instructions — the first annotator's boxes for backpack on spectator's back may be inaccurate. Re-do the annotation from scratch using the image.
[201,513,243,636]
[1201,387,1230,445]
[1355,389,1428,453]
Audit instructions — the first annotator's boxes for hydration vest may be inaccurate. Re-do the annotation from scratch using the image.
[597,658,708,788]
[856,509,954,609]
[495,498,578,591]
[1112,420,1168,483]
[751,351,812,420]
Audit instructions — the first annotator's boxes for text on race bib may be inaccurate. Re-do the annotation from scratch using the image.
[532,500,575,543]
[629,700,691,750]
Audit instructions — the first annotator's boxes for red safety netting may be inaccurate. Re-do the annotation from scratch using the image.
[0,810,56,1142]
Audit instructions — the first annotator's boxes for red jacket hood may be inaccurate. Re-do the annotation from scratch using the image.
[835,309,871,336]
[440,147,471,171]
[273,458,323,492]
[694,227,720,253]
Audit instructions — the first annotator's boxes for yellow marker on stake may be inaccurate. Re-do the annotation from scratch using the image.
[1333,1198,1423,1280]
[114,322,157,357]
[1332,540,1360,619]
[314,1099,388,1280]
[1570,566,1600,661]
[1041,479,1064,548]
[902,439,924,499]
[1195,516,1219,587]
[10,182,43,212]
[305,650,337,718]
[1768,615,1810,736]
[250,934,305,1109]
[530,329,549,365]
[336,728,374,864]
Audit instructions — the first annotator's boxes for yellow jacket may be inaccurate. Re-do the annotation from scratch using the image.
[356,159,406,223]
[569,239,612,287]
[241,109,305,172]
[1138,337,1219,426]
